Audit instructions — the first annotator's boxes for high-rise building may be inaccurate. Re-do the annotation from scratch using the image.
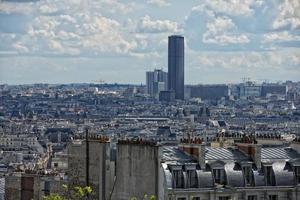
[146,69,168,98]
[168,35,184,100]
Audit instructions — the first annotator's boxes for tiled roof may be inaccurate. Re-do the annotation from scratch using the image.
[162,146,195,163]
[205,147,248,161]
[261,147,300,161]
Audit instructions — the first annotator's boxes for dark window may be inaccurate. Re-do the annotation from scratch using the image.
[213,169,226,185]
[173,170,184,188]
[268,195,278,200]
[192,197,200,200]
[187,170,198,188]
[54,163,58,167]
[177,198,186,200]
[265,166,275,186]
[248,195,257,200]
[243,166,254,186]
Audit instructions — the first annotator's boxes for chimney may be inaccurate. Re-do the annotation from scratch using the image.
[237,143,262,169]
[179,142,206,170]
[198,144,206,169]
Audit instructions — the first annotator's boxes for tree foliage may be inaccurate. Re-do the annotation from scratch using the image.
[43,185,93,200]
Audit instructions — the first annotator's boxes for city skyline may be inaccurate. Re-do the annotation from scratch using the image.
[0,0,300,84]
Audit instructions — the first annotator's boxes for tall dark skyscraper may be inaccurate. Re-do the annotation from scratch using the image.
[168,35,184,100]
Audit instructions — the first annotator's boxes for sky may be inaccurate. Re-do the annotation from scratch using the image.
[0,0,300,85]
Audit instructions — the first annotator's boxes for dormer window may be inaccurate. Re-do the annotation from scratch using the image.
[187,170,198,188]
[264,165,275,186]
[213,168,226,185]
[172,170,184,188]
[242,166,254,186]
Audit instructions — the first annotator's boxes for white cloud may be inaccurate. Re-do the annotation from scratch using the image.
[263,31,300,43]
[190,48,300,71]
[202,16,250,45]
[136,15,180,33]
[273,0,300,30]
[12,42,29,53]
[202,0,263,17]
[95,0,135,14]
[147,0,170,7]
[0,2,35,14]
[39,4,59,14]
[0,0,138,56]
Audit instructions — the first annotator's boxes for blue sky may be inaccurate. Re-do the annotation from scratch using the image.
[0,0,299,84]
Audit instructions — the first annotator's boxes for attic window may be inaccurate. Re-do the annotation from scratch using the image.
[187,170,198,188]
[264,166,275,186]
[213,168,226,185]
[172,170,184,188]
[243,166,254,186]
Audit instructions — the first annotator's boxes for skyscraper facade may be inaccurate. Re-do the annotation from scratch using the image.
[168,35,184,100]
[146,69,168,98]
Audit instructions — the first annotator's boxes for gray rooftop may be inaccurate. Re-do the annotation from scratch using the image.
[261,147,300,161]
[205,147,248,161]
[162,146,195,164]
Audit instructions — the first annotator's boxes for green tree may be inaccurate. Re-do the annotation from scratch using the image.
[43,185,93,200]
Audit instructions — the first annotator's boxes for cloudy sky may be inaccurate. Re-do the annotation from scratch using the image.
[0,0,299,84]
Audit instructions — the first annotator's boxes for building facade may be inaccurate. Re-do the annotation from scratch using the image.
[186,84,229,101]
[146,69,168,98]
[66,137,300,200]
[168,35,184,100]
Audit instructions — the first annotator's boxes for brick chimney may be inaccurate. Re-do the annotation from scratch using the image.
[178,143,206,169]
[237,143,262,169]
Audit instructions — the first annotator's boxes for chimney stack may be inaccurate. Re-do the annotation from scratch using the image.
[179,142,206,170]
[237,143,262,169]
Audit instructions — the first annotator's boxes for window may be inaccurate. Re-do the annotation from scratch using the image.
[295,166,300,184]
[248,195,257,200]
[192,197,200,200]
[187,170,198,188]
[177,198,186,200]
[213,169,226,185]
[173,170,184,188]
[219,197,230,200]
[54,163,58,167]
[265,166,275,186]
[243,166,254,186]
[268,195,278,200]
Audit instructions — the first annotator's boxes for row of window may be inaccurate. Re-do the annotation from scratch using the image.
[171,165,300,188]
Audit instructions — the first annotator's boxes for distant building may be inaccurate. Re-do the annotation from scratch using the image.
[261,84,287,97]
[186,84,229,101]
[159,90,175,102]
[5,173,62,200]
[168,35,184,100]
[146,69,168,98]
[239,82,261,98]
